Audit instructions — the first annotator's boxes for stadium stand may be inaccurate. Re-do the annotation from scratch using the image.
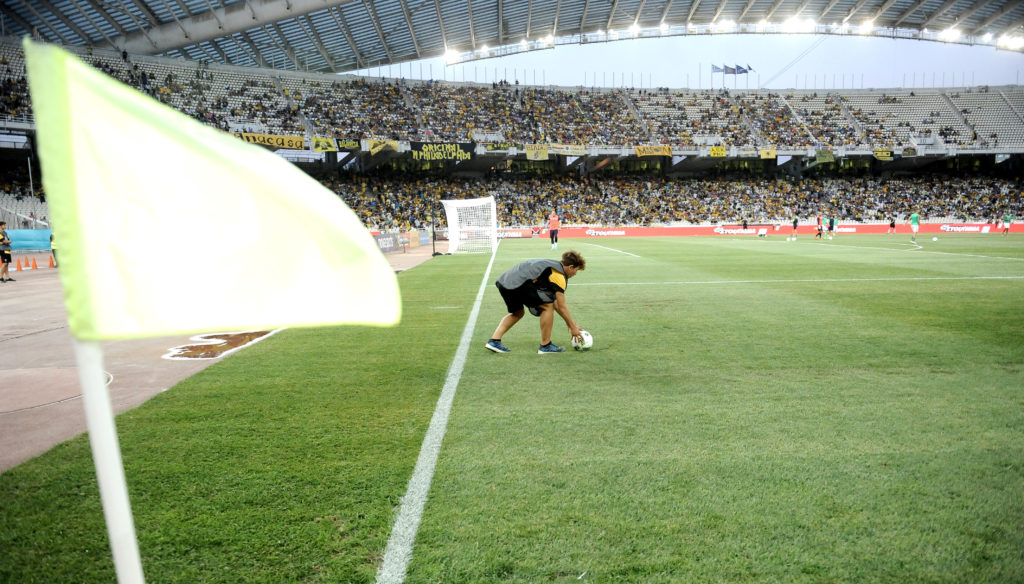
[0,36,1021,235]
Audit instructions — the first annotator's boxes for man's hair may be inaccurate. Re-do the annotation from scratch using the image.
[561,250,586,270]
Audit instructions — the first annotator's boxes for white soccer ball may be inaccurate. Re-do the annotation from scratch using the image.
[932,237,938,241]
[572,330,593,351]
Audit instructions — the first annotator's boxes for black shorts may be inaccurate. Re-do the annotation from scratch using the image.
[0,250,10,264]
[496,282,553,317]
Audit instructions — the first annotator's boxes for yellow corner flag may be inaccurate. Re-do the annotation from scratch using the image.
[24,39,400,340]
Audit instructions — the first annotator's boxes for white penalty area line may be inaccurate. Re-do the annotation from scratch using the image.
[375,248,497,584]
[581,242,641,257]
[806,240,1024,261]
[575,275,1024,286]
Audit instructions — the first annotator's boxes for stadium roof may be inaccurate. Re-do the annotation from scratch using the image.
[2,0,1023,75]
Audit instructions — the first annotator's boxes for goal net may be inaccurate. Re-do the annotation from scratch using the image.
[440,196,498,254]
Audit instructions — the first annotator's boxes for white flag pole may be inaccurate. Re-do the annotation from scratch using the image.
[72,338,146,584]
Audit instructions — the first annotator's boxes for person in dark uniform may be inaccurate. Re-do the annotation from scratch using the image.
[0,222,13,283]
[485,250,586,354]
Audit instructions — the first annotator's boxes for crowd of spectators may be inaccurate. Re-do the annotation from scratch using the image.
[300,78,419,140]
[5,40,1023,150]
[317,172,1022,232]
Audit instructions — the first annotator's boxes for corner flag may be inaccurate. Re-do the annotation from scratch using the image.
[24,39,400,340]
[23,38,401,584]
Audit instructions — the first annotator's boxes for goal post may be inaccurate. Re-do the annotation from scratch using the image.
[440,196,498,254]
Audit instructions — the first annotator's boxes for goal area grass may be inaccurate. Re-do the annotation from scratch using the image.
[2,234,1023,583]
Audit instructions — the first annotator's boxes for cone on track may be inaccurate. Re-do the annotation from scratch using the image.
[15,259,22,271]
[31,258,38,270]
[48,255,55,268]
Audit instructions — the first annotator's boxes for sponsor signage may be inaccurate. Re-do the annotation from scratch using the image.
[373,233,405,253]
[941,224,984,233]
[709,146,728,157]
[496,223,996,238]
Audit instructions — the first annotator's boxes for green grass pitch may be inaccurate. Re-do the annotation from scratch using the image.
[2,234,1022,583]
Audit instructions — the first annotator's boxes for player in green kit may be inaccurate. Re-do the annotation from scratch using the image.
[909,211,920,244]
[1003,212,1014,237]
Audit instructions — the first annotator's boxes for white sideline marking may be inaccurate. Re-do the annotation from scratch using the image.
[582,242,641,257]
[376,251,497,584]
[575,275,1024,286]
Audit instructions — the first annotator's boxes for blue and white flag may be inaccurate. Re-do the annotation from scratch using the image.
[712,65,725,73]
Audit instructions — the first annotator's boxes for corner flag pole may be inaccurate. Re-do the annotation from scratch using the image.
[72,339,146,584]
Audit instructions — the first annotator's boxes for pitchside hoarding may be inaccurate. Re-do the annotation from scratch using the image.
[498,224,1000,238]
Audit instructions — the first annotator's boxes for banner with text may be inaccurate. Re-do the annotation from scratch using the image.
[498,223,996,238]
[234,132,305,149]
[525,144,549,160]
[634,145,672,157]
[549,144,587,156]
[709,146,728,157]
[410,142,474,161]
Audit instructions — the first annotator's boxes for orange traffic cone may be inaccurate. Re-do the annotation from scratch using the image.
[31,258,38,270]
[48,255,55,268]
[15,258,22,271]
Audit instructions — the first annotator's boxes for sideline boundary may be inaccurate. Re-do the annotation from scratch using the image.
[376,250,498,584]
[575,275,1024,287]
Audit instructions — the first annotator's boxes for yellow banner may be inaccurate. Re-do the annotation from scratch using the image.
[549,144,586,156]
[312,137,337,152]
[410,142,473,161]
[525,144,549,161]
[873,147,893,161]
[368,139,399,155]
[234,133,305,149]
[709,146,728,158]
[336,140,360,150]
[759,147,777,159]
[634,145,672,157]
